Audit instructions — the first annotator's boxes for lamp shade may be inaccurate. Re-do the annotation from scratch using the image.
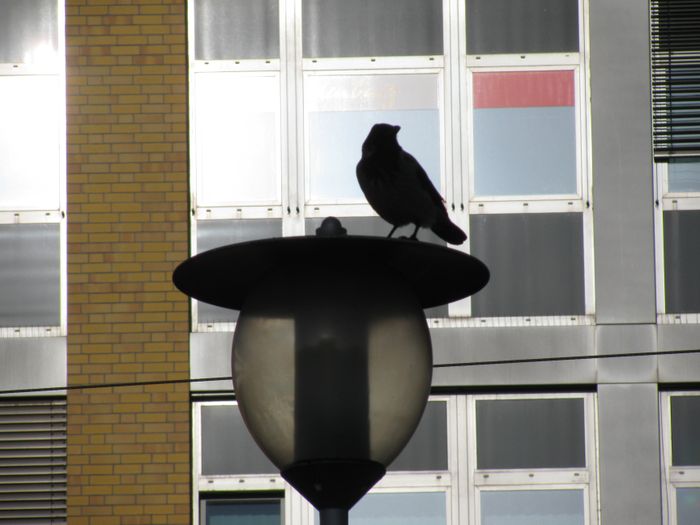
[232,262,432,509]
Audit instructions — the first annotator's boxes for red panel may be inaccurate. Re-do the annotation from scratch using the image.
[473,70,575,108]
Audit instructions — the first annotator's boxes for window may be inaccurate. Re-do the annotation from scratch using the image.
[651,0,700,322]
[468,394,597,525]
[188,0,592,329]
[0,0,65,337]
[193,394,597,525]
[0,398,67,523]
[661,392,700,525]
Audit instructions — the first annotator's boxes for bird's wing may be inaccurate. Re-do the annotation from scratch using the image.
[402,151,445,207]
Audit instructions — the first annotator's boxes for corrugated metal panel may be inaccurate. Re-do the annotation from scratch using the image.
[0,398,66,523]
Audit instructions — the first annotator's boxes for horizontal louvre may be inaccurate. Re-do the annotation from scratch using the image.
[651,0,700,157]
[0,399,66,523]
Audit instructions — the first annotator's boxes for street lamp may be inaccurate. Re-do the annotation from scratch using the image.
[173,218,489,525]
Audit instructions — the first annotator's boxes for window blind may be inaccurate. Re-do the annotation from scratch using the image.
[651,0,700,157]
[0,399,66,523]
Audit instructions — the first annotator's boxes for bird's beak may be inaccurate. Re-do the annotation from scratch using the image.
[393,125,400,134]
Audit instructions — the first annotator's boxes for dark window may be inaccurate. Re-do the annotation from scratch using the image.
[201,404,278,476]
[476,398,586,469]
[469,213,585,317]
[196,219,282,324]
[663,211,700,313]
[388,401,448,471]
[466,0,578,55]
[0,223,60,327]
[195,0,279,60]
[303,0,443,58]
[671,396,700,466]
[201,498,282,525]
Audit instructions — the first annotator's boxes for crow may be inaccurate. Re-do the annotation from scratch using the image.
[356,123,467,245]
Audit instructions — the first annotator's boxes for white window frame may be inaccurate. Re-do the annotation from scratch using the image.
[0,0,66,338]
[660,391,700,525]
[188,0,594,331]
[465,393,599,525]
[654,160,700,324]
[193,394,599,525]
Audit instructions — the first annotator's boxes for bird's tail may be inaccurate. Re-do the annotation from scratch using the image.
[431,216,467,245]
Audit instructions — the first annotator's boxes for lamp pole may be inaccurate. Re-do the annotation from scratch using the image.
[173,218,489,525]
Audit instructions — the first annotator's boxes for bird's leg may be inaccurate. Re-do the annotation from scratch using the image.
[387,225,398,238]
[408,225,420,240]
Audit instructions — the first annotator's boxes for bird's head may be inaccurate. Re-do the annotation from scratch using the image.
[361,123,401,156]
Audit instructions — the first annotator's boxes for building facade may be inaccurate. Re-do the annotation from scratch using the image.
[0,0,699,524]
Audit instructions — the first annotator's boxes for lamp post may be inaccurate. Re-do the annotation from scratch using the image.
[173,218,489,525]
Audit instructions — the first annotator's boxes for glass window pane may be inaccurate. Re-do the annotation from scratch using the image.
[0,223,60,327]
[480,490,584,525]
[0,75,61,210]
[203,499,281,525]
[196,219,282,324]
[472,71,577,197]
[349,492,446,525]
[663,210,700,314]
[194,0,279,60]
[201,404,278,475]
[0,0,58,64]
[671,396,700,466]
[303,0,442,58]
[668,158,700,193]
[194,72,281,206]
[678,488,700,525]
[470,213,585,317]
[388,400,448,471]
[305,74,441,203]
[466,0,579,55]
[476,398,586,469]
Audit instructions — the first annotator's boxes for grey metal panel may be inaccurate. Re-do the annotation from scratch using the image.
[305,217,448,317]
[431,325,596,386]
[302,0,443,58]
[469,213,585,317]
[670,396,700,466]
[658,325,700,382]
[597,384,662,525]
[663,210,700,313]
[0,337,66,396]
[589,0,655,324]
[201,404,277,475]
[595,324,658,384]
[388,400,448,472]
[0,224,60,327]
[466,0,579,54]
[0,0,58,64]
[194,0,279,60]
[476,398,586,469]
[197,219,282,324]
[190,332,233,392]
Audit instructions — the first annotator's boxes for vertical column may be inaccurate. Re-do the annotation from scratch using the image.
[598,384,662,525]
[65,0,190,523]
[589,0,656,323]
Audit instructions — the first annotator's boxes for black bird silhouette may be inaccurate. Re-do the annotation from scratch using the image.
[356,123,467,245]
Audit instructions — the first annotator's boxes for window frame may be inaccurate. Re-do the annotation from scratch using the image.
[187,0,594,330]
[465,393,599,525]
[0,0,66,338]
[654,160,700,323]
[660,391,700,525]
[193,394,598,525]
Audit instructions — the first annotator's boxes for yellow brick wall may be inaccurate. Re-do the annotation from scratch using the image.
[65,0,190,523]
